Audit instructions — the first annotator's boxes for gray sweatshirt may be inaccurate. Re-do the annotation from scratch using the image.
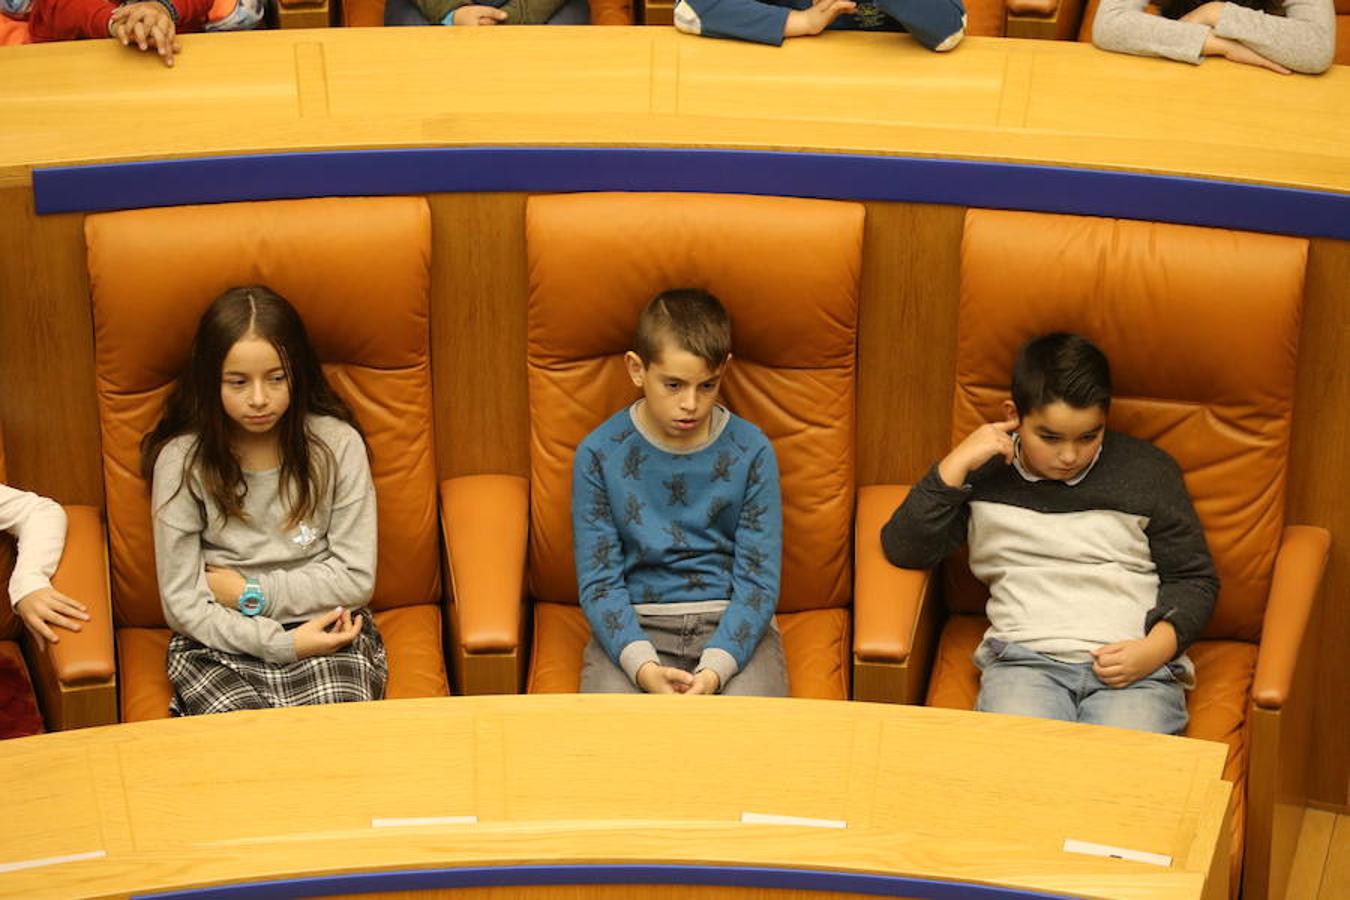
[151,415,377,664]
[1093,0,1336,74]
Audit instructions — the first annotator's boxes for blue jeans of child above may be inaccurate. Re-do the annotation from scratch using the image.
[974,638,1189,735]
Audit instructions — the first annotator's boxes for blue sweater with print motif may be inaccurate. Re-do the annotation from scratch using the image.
[572,406,782,679]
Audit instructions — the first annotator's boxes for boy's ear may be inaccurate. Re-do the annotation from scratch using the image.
[623,351,646,388]
[1001,399,1020,425]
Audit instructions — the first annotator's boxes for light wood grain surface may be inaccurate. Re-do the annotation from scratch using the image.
[0,695,1230,899]
[0,29,1346,193]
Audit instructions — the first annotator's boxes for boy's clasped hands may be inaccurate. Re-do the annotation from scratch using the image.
[636,661,720,695]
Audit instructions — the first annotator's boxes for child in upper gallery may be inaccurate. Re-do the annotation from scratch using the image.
[573,289,787,696]
[142,286,386,716]
[2,484,90,648]
[1092,0,1334,75]
[4,0,265,66]
[672,0,966,54]
[881,332,1218,733]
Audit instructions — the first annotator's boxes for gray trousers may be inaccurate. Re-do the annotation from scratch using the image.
[580,611,788,697]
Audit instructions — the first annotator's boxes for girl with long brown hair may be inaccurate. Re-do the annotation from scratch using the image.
[142,286,386,715]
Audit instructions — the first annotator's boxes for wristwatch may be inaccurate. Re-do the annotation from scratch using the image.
[237,578,265,617]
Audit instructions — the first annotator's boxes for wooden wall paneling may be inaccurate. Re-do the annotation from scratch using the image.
[855,202,965,488]
[1290,238,1350,812]
[428,193,531,482]
[0,188,102,507]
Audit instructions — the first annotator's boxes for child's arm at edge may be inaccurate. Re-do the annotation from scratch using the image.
[674,0,857,46]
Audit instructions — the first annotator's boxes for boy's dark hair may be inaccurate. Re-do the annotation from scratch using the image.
[1011,332,1113,417]
[141,285,365,528]
[633,289,731,370]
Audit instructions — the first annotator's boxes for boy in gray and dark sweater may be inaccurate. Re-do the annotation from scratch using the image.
[882,333,1218,734]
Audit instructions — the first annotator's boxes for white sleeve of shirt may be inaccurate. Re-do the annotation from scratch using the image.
[0,483,68,608]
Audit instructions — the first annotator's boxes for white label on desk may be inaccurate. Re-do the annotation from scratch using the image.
[1063,838,1172,867]
[371,816,479,828]
[0,850,106,873]
[740,812,847,829]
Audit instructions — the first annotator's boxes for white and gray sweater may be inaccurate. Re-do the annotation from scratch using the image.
[151,415,377,664]
[882,432,1218,663]
[1092,0,1336,74]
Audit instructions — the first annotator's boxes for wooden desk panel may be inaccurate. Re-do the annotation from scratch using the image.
[1,30,1346,194]
[0,696,1230,899]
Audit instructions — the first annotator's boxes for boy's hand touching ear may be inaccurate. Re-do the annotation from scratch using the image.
[636,662,694,694]
[938,415,1018,488]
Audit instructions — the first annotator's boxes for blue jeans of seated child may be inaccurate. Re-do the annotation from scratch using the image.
[830,0,967,52]
[581,611,788,697]
[974,638,1188,735]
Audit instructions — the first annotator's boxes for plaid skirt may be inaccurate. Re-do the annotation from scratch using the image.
[167,611,387,716]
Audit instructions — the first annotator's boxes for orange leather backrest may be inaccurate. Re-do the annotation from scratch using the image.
[964,0,1008,37]
[951,209,1306,642]
[85,197,439,628]
[525,193,863,614]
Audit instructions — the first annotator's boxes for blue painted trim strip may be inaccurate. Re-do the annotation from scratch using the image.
[32,147,1350,241]
[133,862,1072,900]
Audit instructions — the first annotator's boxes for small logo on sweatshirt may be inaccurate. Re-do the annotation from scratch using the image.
[292,523,319,549]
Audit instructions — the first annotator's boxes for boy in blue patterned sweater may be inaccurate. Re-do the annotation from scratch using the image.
[572,289,787,696]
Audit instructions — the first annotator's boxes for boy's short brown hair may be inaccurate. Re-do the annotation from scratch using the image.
[633,288,731,369]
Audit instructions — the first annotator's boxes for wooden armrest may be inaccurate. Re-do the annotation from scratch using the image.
[45,506,114,684]
[1251,525,1330,710]
[853,484,929,663]
[28,505,116,730]
[440,475,528,655]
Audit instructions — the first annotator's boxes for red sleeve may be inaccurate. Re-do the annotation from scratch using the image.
[28,0,116,41]
[170,0,215,31]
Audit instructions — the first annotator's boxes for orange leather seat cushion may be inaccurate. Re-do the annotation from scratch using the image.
[528,603,849,700]
[117,628,172,723]
[927,615,1253,888]
[119,607,448,721]
[376,605,451,700]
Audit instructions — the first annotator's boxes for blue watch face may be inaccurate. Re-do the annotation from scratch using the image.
[239,587,265,617]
